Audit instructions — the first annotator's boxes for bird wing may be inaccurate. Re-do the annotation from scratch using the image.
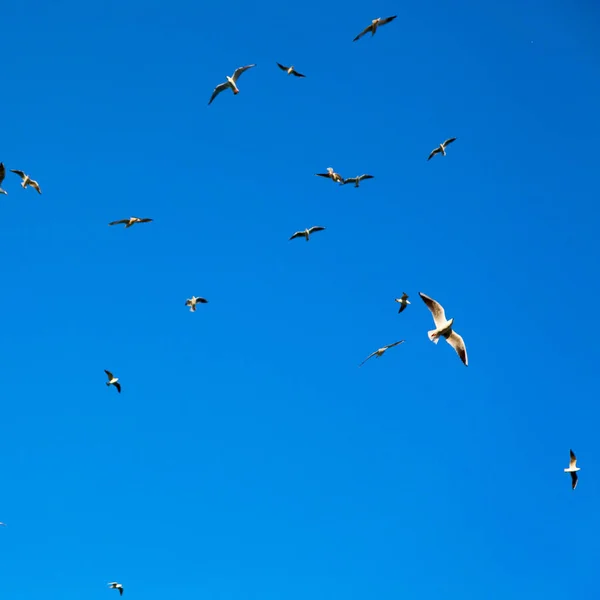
[30,180,42,194]
[446,331,468,366]
[419,292,448,327]
[289,231,303,240]
[0,163,5,185]
[292,70,306,77]
[385,340,405,350]
[380,15,398,25]
[232,64,256,82]
[308,226,325,234]
[343,177,358,185]
[398,303,407,314]
[427,147,441,160]
[276,62,289,71]
[104,370,114,380]
[119,587,123,596]
[443,137,457,147]
[208,82,230,105]
[358,174,374,181]
[108,219,128,226]
[571,471,578,490]
[353,24,373,41]
[570,449,577,469]
[114,382,122,393]
[137,218,153,223]
[359,350,378,367]
[10,169,26,178]
[315,172,331,178]
[196,297,208,303]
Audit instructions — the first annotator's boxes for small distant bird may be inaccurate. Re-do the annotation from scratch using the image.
[395,292,410,313]
[10,169,42,194]
[108,582,124,596]
[185,296,208,312]
[419,292,468,366]
[289,226,326,242]
[315,167,344,183]
[564,449,580,490]
[353,16,397,42]
[108,217,153,228]
[0,163,7,194]
[427,137,457,161]
[208,64,257,105]
[104,370,121,393]
[342,174,374,188]
[0,522,6,526]
[276,62,306,78]
[359,340,405,367]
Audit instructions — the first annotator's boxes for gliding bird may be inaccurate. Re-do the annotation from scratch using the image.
[208,64,257,105]
[353,16,397,42]
[427,138,457,161]
[289,226,326,242]
[359,340,405,367]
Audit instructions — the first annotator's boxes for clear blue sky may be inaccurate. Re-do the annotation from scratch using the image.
[0,1,599,598]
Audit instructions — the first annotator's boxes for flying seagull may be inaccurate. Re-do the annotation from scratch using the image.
[419,292,468,366]
[427,137,457,161]
[395,292,410,314]
[108,217,153,228]
[104,370,121,393]
[185,296,208,312]
[315,167,344,183]
[289,226,326,242]
[359,340,405,367]
[353,16,397,42]
[564,449,580,490]
[10,169,41,194]
[208,64,256,105]
[342,174,374,188]
[108,582,124,596]
[0,163,7,195]
[276,62,306,77]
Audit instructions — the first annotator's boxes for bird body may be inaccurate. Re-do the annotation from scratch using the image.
[289,226,326,242]
[564,449,580,490]
[353,16,397,42]
[10,169,42,194]
[108,582,124,596]
[104,370,121,393]
[315,167,344,183]
[427,138,457,160]
[0,163,7,194]
[276,62,306,77]
[342,174,374,188]
[185,296,208,312]
[208,64,256,105]
[419,292,468,366]
[108,217,153,228]
[395,292,410,313]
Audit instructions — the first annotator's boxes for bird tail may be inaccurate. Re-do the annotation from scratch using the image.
[233,89,239,95]
[428,329,440,344]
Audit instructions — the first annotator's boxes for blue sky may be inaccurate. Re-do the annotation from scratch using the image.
[0,0,599,598]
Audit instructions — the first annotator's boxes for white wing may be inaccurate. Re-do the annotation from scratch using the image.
[419,292,447,328]
[446,331,468,366]
[231,64,256,82]
[208,82,231,105]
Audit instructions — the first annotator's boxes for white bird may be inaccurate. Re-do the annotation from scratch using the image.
[108,217,153,228]
[104,370,121,393]
[427,137,457,161]
[10,169,41,194]
[395,292,410,314]
[108,582,124,596]
[342,174,374,188]
[564,449,580,490]
[315,167,344,183]
[419,292,468,366]
[208,64,256,105]
[276,62,306,78]
[353,16,397,42]
[185,296,208,312]
[0,163,7,195]
[289,226,326,242]
[359,340,405,367]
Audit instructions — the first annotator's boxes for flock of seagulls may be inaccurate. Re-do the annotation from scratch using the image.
[0,12,583,597]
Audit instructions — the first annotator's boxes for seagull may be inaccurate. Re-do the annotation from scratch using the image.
[564,449,580,490]
[289,226,326,242]
[108,582,124,596]
[395,292,410,313]
[427,137,457,161]
[10,169,41,194]
[419,292,468,366]
[342,174,374,188]
[0,163,7,195]
[359,340,405,367]
[108,217,153,228]
[185,296,208,312]
[353,16,397,42]
[208,64,256,105]
[315,167,344,183]
[104,370,121,393]
[276,62,306,78]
